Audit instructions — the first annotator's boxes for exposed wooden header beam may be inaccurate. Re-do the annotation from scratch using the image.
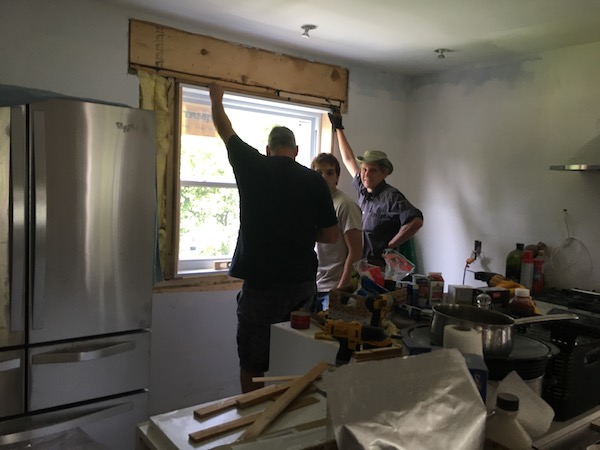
[129,19,348,110]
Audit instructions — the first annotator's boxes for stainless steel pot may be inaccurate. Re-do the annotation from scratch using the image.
[429,304,578,357]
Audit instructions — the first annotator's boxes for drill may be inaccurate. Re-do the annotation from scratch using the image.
[321,319,391,365]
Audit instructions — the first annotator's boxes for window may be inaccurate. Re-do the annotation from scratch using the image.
[177,84,328,274]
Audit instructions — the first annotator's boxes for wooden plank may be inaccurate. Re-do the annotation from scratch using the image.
[193,382,289,419]
[129,20,348,108]
[235,382,292,409]
[193,397,240,420]
[153,273,243,294]
[252,375,300,383]
[353,346,404,362]
[188,395,320,443]
[237,361,328,441]
[238,384,318,411]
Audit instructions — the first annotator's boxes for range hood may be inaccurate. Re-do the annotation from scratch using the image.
[550,134,600,171]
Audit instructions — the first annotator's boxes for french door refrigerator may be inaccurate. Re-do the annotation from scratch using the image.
[0,98,156,449]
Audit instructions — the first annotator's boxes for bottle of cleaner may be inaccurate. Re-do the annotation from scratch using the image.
[505,243,524,282]
[485,393,532,450]
[519,250,534,290]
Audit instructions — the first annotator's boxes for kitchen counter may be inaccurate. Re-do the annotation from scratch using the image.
[136,390,329,450]
[138,312,600,449]
[533,405,600,449]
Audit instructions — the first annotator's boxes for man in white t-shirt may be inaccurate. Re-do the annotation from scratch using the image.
[311,153,363,310]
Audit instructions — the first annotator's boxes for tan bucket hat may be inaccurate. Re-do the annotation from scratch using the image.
[356,150,394,174]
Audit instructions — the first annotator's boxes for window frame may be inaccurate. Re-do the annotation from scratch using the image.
[172,83,333,278]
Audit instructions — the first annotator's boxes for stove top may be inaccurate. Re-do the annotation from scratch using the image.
[534,288,600,314]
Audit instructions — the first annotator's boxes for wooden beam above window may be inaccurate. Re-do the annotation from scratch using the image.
[129,19,349,111]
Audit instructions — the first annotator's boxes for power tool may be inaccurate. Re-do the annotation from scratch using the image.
[474,271,524,297]
[318,319,392,365]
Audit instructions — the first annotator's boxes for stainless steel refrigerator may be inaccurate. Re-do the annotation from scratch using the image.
[0,98,156,449]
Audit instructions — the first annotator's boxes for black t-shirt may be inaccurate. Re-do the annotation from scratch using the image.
[226,135,338,284]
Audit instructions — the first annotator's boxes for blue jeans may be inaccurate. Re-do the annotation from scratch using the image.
[316,291,330,312]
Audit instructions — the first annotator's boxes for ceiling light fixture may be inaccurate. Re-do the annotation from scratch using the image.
[301,24,316,39]
[434,48,452,59]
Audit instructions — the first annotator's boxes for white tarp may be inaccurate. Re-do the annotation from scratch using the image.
[323,348,487,450]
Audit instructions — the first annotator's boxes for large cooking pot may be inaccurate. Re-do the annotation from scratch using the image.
[429,304,578,357]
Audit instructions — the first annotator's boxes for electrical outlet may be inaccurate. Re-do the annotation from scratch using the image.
[474,240,482,255]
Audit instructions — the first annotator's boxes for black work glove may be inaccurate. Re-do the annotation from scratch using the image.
[328,106,344,131]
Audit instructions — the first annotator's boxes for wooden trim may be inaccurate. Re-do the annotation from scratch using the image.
[131,64,344,111]
[164,83,183,278]
[129,19,348,111]
[153,274,243,293]
[161,78,176,279]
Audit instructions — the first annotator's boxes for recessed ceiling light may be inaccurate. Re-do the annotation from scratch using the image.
[301,24,317,39]
[434,48,453,59]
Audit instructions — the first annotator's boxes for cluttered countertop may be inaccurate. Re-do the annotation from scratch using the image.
[138,256,600,450]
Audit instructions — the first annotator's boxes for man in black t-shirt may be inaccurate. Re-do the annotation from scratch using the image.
[209,84,339,392]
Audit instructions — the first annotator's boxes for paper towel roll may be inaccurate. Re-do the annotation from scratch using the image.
[443,325,483,355]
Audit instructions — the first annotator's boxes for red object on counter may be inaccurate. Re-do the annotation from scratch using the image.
[290,311,310,329]
[367,266,385,287]
[520,250,534,290]
[532,250,545,294]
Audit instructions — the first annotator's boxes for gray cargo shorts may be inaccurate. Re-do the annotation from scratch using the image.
[237,280,316,373]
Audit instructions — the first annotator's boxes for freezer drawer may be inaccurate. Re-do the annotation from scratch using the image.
[28,330,150,411]
[0,391,149,450]
[0,349,25,419]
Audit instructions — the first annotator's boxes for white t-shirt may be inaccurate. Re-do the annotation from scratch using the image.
[316,189,362,292]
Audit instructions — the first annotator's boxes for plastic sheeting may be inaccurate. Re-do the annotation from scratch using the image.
[323,348,487,450]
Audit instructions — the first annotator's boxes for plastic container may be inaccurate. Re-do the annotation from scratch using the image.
[428,272,444,306]
[532,250,545,294]
[475,292,492,309]
[413,274,429,307]
[519,250,534,290]
[508,288,534,316]
[505,243,525,282]
[485,393,532,450]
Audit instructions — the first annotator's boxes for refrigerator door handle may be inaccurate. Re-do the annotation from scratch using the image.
[0,401,133,445]
[31,111,48,330]
[5,106,25,333]
[31,341,136,364]
[0,357,21,373]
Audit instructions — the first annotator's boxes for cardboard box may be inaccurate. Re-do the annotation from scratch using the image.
[476,287,510,311]
[463,353,488,402]
[447,285,475,305]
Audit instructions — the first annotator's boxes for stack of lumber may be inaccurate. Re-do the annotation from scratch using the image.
[188,361,328,444]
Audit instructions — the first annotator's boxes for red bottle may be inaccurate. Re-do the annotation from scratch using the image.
[532,250,545,294]
[519,250,534,290]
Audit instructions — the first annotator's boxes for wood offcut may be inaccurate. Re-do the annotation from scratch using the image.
[188,395,319,443]
[237,360,328,441]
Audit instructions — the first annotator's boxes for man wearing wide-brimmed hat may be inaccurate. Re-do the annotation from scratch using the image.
[329,110,423,267]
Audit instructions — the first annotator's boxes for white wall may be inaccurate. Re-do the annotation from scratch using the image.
[405,45,600,290]
[3,0,599,418]
[149,290,239,413]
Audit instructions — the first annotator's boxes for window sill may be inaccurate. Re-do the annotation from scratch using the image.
[153,271,243,293]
